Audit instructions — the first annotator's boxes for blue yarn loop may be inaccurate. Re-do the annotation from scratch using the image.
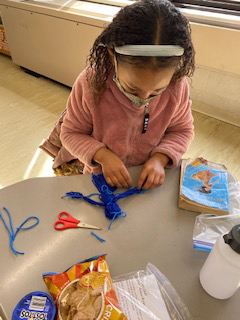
[0,207,40,255]
[62,173,144,229]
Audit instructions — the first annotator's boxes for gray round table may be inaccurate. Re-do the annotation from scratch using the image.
[0,166,238,319]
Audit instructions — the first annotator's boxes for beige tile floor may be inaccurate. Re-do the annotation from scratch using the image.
[0,54,239,188]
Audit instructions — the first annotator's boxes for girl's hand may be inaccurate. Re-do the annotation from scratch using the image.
[93,148,132,188]
[137,153,170,190]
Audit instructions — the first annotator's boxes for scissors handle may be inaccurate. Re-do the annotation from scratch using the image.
[58,212,80,224]
[54,212,80,231]
[54,220,78,230]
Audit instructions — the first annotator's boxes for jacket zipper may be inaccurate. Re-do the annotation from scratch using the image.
[142,103,150,133]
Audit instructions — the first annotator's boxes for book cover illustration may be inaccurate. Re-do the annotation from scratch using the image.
[182,158,230,211]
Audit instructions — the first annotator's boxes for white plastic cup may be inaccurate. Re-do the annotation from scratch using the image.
[199,224,240,299]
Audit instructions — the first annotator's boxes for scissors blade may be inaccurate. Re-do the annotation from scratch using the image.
[77,222,101,230]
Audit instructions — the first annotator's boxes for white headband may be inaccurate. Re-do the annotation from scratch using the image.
[114,45,184,57]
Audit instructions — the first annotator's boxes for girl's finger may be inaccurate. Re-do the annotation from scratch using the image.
[116,172,129,188]
[142,173,155,190]
[106,176,115,187]
[150,175,161,189]
[137,169,148,189]
[111,175,122,188]
[159,174,165,185]
[120,167,133,187]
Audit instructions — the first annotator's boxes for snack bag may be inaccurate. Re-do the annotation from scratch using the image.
[43,255,127,320]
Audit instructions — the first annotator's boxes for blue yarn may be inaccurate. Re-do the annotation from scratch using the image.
[62,174,145,229]
[62,192,105,206]
[92,174,117,193]
[0,207,40,255]
[114,188,144,201]
[107,211,127,230]
[90,232,106,243]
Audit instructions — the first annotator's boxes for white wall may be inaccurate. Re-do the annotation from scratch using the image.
[190,23,240,126]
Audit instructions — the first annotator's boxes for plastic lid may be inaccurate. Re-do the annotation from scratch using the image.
[223,224,240,254]
[12,291,56,320]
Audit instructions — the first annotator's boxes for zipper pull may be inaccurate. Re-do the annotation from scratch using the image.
[142,104,149,133]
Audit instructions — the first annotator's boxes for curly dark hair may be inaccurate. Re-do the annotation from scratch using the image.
[87,0,195,97]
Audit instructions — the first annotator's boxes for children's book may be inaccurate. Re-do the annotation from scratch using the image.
[179,158,230,215]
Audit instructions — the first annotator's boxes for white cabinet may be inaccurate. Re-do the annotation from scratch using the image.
[0,0,120,86]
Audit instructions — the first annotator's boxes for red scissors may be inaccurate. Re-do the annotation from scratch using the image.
[54,212,101,231]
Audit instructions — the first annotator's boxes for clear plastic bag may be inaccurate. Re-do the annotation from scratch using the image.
[193,179,240,251]
[113,263,192,320]
[229,180,240,215]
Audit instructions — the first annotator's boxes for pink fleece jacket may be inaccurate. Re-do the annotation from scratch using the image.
[42,68,194,173]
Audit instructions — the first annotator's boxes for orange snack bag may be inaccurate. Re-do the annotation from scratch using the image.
[43,255,127,320]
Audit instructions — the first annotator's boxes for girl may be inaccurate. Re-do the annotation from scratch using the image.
[40,0,195,190]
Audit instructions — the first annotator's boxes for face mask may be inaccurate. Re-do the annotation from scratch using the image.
[113,74,155,107]
[113,56,158,107]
